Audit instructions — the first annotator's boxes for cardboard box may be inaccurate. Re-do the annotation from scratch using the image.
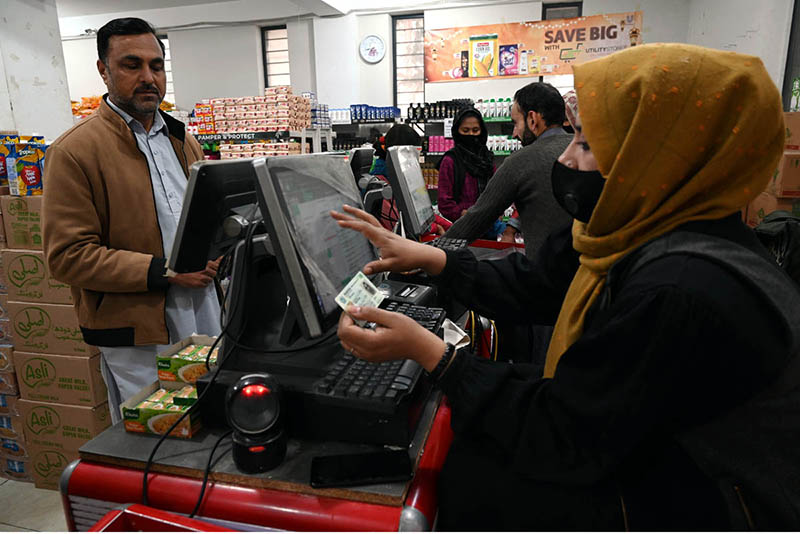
[0,413,24,439]
[0,393,18,415]
[0,370,16,394]
[7,301,97,356]
[1,195,41,249]
[0,345,12,372]
[2,250,72,304]
[0,295,8,320]
[27,444,78,491]
[121,382,200,439]
[13,351,106,406]
[745,191,800,227]
[0,253,7,294]
[767,152,800,198]
[17,399,110,451]
[156,335,218,387]
[786,112,800,150]
[1,456,32,482]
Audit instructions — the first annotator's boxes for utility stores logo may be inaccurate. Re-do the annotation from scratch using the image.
[8,254,45,289]
[26,406,60,436]
[14,307,51,339]
[33,450,68,478]
[23,358,56,389]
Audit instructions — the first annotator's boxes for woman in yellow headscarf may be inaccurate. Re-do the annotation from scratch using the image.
[332,43,799,530]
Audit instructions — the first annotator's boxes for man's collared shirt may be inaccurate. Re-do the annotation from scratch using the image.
[107,98,220,344]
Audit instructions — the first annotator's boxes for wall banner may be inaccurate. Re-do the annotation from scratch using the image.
[424,11,643,83]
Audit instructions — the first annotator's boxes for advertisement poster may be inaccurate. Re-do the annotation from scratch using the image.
[424,11,643,83]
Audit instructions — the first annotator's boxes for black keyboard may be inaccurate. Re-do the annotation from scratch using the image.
[314,305,446,401]
[429,237,469,252]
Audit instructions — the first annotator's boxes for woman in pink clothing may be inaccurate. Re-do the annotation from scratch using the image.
[436,108,495,225]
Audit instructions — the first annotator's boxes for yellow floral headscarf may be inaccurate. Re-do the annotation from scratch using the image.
[544,43,785,378]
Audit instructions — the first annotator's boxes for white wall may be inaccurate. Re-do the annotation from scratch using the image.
[168,25,264,110]
[313,14,359,107]
[58,0,308,37]
[358,14,394,106]
[1,0,73,141]
[424,2,543,102]
[0,47,15,131]
[61,37,106,101]
[583,0,691,44]
[687,0,794,88]
[287,18,317,94]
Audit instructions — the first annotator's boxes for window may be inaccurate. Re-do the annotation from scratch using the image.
[158,35,175,105]
[543,2,582,20]
[393,14,424,116]
[262,26,291,88]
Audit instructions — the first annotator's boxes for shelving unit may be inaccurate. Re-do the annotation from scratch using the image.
[196,127,334,154]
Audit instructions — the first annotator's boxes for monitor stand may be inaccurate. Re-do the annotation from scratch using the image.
[221,234,341,379]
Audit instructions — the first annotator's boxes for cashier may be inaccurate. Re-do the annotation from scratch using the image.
[333,44,800,529]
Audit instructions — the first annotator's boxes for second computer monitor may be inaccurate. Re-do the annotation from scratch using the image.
[385,145,435,240]
[349,147,375,187]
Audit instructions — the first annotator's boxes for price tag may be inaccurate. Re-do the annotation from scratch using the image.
[443,117,454,138]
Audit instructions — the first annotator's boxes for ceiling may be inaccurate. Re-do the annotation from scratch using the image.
[56,0,239,18]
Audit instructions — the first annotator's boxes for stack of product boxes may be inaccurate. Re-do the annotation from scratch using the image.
[219,140,302,160]
[121,335,217,440]
[189,86,312,136]
[745,112,800,226]
[304,92,331,129]
[0,171,110,489]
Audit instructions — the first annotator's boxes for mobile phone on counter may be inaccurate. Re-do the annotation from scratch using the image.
[309,449,413,488]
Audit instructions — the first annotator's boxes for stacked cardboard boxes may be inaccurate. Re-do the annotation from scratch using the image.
[0,195,110,489]
[744,112,800,227]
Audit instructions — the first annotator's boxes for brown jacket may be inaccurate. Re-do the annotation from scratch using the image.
[43,97,204,347]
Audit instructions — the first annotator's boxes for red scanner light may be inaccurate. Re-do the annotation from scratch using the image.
[242,384,270,397]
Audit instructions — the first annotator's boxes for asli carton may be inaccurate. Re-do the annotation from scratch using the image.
[2,250,72,305]
[766,152,800,198]
[17,399,110,451]
[27,444,78,490]
[12,351,106,406]
[2,195,42,250]
[786,112,800,150]
[7,301,97,356]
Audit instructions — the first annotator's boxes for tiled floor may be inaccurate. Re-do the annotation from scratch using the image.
[0,477,68,532]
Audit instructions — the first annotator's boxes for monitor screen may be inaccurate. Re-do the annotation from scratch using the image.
[254,155,378,338]
[385,146,435,240]
[169,159,260,273]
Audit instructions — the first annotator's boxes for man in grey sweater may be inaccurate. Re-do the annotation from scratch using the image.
[443,82,572,259]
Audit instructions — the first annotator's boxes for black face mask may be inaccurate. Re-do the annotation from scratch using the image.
[551,160,605,223]
[453,132,484,153]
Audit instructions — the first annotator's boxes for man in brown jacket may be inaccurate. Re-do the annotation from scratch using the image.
[43,18,220,422]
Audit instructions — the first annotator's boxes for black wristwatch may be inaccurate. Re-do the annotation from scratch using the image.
[427,343,457,383]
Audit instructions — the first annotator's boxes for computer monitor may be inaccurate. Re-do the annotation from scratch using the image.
[349,147,375,188]
[384,146,435,240]
[168,159,261,273]
[252,154,379,341]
